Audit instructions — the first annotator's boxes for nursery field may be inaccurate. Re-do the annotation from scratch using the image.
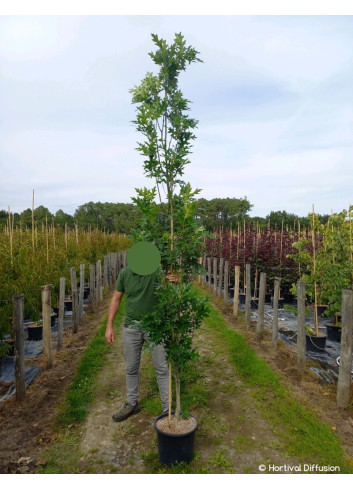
[0,284,352,474]
[205,207,353,309]
[0,220,131,355]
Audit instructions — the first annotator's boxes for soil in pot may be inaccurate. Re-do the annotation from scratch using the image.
[326,323,342,342]
[154,413,198,466]
[305,333,327,353]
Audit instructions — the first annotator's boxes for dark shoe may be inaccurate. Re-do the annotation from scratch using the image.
[112,402,140,422]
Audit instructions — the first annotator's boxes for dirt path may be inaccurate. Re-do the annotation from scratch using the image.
[0,300,110,474]
[76,314,302,474]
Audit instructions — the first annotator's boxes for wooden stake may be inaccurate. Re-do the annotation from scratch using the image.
[58,277,65,349]
[297,280,306,371]
[218,257,224,298]
[213,258,218,293]
[272,278,281,349]
[168,361,172,425]
[337,290,353,408]
[245,263,251,326]
[233,265,240,317]
[223,260,229,304]
[96,260,103,302]
[253,267,258,299]
[13,294,25,401]
[198,256,203,284]
[42,284,53,369]
[256,272,266,340]
[89,264,96,310]
[104,255,109,287]
[70,268,79,333]
[311,204,319,336]
[79,264,85,318]
[207,257,212,289]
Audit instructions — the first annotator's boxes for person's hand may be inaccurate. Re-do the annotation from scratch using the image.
[167,273,179,283]
[105,326,115,344]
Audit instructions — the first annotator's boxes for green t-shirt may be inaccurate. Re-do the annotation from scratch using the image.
[116,266,159,326]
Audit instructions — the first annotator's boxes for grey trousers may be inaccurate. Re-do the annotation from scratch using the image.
[122,325,169,412]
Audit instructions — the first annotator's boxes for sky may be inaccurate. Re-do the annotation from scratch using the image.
[1,5,353,218]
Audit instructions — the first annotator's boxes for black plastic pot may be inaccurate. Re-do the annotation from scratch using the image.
[283,292,295,304]
[64,300,72,312]
[51,312,57,327]
[154,413,198,466]
[271,298,284,309]
[316,305,328,317]
[326,323,342,342]
[305,333,327,353]
[251,298,259,310]
[239,293,246,305]
[27,324,43,341]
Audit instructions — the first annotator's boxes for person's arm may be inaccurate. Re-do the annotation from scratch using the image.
[105,290,124,344]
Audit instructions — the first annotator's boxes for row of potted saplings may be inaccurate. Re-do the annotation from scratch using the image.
[29,287,90,340]
[204,258,341,353]
[4,286,90,356]
[4,250,127,354]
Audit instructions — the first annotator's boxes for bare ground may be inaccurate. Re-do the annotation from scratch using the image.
[0,288,352,474]
[0,299,110,474]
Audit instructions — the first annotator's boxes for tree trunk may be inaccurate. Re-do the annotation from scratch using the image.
[174,365,181,422]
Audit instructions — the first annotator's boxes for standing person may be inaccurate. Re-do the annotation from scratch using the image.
[105,242,177,422]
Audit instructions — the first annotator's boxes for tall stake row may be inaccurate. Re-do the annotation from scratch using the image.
[200,255,352,408]
[11,250,128,402]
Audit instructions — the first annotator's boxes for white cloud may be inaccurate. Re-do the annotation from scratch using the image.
[0,15,352,218]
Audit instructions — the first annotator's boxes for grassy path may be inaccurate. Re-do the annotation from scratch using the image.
[39,286,353,474]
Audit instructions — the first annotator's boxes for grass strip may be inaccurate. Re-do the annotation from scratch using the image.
[40,297,125,473]
[55,297,125,427]
[197,285,353,473]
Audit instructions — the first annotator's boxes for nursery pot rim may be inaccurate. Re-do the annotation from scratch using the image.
[154,412,199,438]
[305,332,327,338]
[325,321,341,328]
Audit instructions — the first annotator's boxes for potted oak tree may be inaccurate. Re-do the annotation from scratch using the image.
[130,33,210,465]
